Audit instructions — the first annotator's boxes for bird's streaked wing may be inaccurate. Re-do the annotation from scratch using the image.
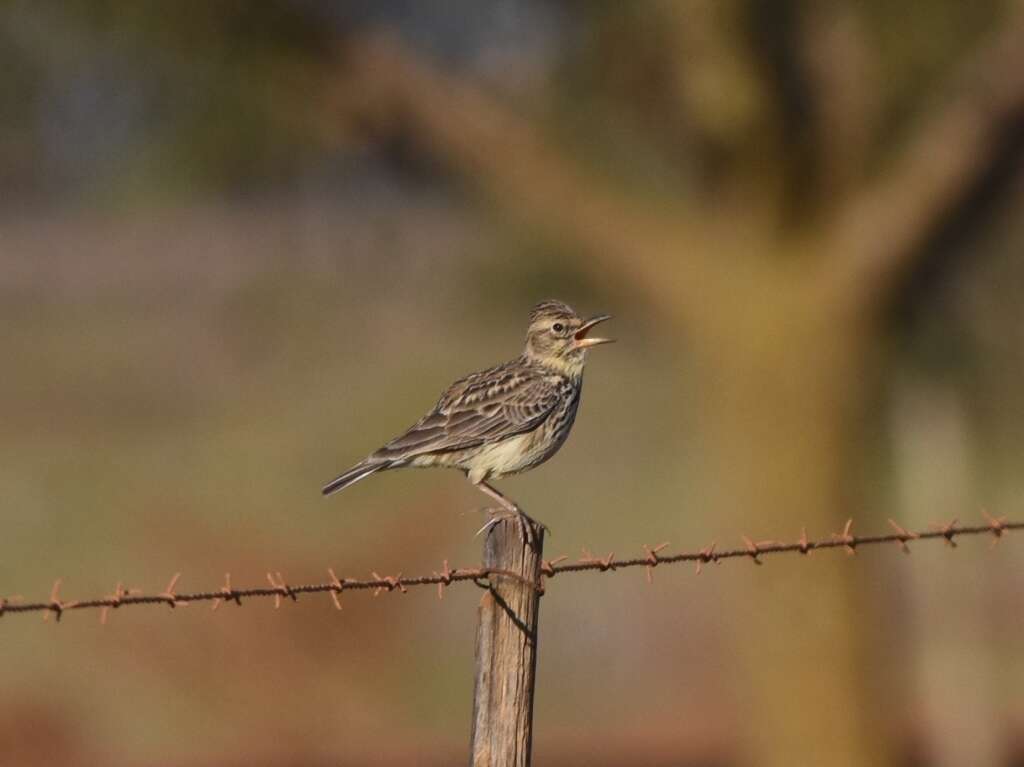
[372,363,559,460]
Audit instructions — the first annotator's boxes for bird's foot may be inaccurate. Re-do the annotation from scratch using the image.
[519,509,551,539]
[474,508,505,538]
[474,507,548,546]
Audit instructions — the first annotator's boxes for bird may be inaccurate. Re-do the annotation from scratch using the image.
[322,300,614,535]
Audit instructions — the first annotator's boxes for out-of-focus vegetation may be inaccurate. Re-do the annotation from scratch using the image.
[2,2,1024,766]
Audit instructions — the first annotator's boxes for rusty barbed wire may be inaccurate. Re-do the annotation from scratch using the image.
[0,514,1018,622]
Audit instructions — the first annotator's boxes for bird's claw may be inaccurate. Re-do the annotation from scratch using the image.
[473,507,547,547]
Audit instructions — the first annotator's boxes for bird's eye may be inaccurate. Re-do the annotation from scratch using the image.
[552,323,564,334]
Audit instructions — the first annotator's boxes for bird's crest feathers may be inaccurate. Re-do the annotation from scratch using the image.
[529,299,578,324]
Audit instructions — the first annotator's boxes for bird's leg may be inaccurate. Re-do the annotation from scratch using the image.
[474,480,549,544]
[475,479,520,514]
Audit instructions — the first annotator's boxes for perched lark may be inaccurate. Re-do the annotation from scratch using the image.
[322,300,613,532]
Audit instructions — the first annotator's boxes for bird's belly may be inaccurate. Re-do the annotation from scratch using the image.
[465,423,570,482]
[462,433,534,480]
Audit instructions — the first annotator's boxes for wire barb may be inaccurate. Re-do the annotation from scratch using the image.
[832,519,857,555]
[930,519,960,548]
[797,528,811,555]
[579,548,616,571]
[158,573,187,608]
[266,572,297,609]
[741,536,763,565]
[642,542,670,583]
[99,582,141,625]
[982,510,1007,548]
[371,572,406,597]
[211,573,241,611]
[433,560,453,600]
[43,579,67,623]
[540,555,568,577]
[327,568,345,610]
[696,542,718,575]
[887,519,919,554]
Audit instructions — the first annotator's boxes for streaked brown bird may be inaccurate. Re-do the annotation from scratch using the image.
[322,300,614,531]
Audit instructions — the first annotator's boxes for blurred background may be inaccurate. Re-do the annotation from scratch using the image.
[2,2,1024,766]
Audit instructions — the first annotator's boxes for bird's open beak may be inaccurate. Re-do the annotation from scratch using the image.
[573,314,614,348]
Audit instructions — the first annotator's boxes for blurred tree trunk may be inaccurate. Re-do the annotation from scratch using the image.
[693,279,879,765]
[333,9,1024,766]
[892,373,1006,767]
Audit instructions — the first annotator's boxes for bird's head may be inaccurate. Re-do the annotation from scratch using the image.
[523,299,614,377]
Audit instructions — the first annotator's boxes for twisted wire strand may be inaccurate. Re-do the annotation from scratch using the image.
[1,517,1018,622]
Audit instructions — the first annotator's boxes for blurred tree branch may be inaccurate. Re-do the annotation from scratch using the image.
[655,0,771,191]
[330,34,755,328]
[798,1,877,199]
[819,7,1024,318]
[334,5,1024,327]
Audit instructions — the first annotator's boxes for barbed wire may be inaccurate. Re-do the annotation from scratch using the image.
[1,514,1018,623]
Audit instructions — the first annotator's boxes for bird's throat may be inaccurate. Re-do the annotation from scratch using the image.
[527,350,586,379]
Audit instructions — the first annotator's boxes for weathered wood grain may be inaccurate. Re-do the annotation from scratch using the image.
[469,519,545,767]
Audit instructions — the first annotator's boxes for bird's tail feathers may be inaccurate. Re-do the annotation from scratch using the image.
[321,460,392,497]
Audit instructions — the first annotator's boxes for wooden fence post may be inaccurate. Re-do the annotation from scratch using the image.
[469,517,545,767]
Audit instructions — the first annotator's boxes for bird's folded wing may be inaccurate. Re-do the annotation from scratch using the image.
[374,368,559,459]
